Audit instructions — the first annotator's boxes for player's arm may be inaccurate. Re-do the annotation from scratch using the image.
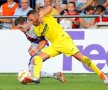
[29,36,47,56]
[35,40,47,52]
[39,6,52,18]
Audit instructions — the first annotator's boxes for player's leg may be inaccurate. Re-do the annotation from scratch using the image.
[27,48,67,83]
[32,45,67,83]
[40,71,67,83]
[73,52,108,84]
[22,53,49,84]
[32,53,67,83]
[28,57,67,83]
[28,54,55,78]
[33,52,49,80]
[32,46,60,80]
[40,71,54,77]
[28,62,67,83]
[29,63,59,78]
[53,72,67,83]
[59,37,108,84]
[28,52,48,76]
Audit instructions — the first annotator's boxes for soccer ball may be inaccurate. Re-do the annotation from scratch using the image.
[18,70,31,83]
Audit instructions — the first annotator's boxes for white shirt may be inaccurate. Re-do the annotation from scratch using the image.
[26,25,38,48]
[60,19,72,29]
[14,7,32,16]
[35,0,44,7]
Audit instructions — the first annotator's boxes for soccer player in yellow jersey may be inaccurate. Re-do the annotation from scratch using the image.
[14,16,67,84]
[25,6,108,84]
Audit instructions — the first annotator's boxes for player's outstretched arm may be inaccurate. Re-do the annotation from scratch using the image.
[39,6,52,18]
[29,40,47,56]
[35,40,47,52]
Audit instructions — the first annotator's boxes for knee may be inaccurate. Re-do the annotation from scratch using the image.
[34,56,43,64]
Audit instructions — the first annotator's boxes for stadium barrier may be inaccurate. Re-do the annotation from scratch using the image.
[0,15,108,73]
[0,30,108,73]
[0,15,108,29]
[0,15,108,21]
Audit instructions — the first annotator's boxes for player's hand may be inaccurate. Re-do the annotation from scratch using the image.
[29,49,36,56]
[39,15,43,23]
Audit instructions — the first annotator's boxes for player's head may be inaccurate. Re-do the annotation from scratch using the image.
[27,10,40,26]
[14,16,29,33]
[14,16,27,26]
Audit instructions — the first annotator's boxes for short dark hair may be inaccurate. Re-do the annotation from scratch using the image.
[85,6,94,12]
[14,17,27,26]
[27,10,39,17]
[96,5,106,12]
[69,2,76,7]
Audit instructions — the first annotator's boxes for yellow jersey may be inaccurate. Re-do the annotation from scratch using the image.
[34,14,70,43]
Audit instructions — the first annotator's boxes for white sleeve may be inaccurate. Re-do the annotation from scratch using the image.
[0,5,3,13]
[14,7,19,16]
[35,0,40,4]
[35,0,37,4]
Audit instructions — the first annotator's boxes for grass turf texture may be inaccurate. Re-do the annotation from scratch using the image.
[0,73,108,90]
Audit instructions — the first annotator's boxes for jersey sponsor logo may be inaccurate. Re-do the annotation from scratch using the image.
[41,24,48,35]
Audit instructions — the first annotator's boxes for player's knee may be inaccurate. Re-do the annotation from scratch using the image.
[34,56,43,64]
[81,56,91,66]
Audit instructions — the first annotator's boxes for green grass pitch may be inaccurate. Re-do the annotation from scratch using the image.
[0,73,108,90]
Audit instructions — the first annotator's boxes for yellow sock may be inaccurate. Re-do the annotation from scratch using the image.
[81,56,106,80]
[33,56,43,78]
